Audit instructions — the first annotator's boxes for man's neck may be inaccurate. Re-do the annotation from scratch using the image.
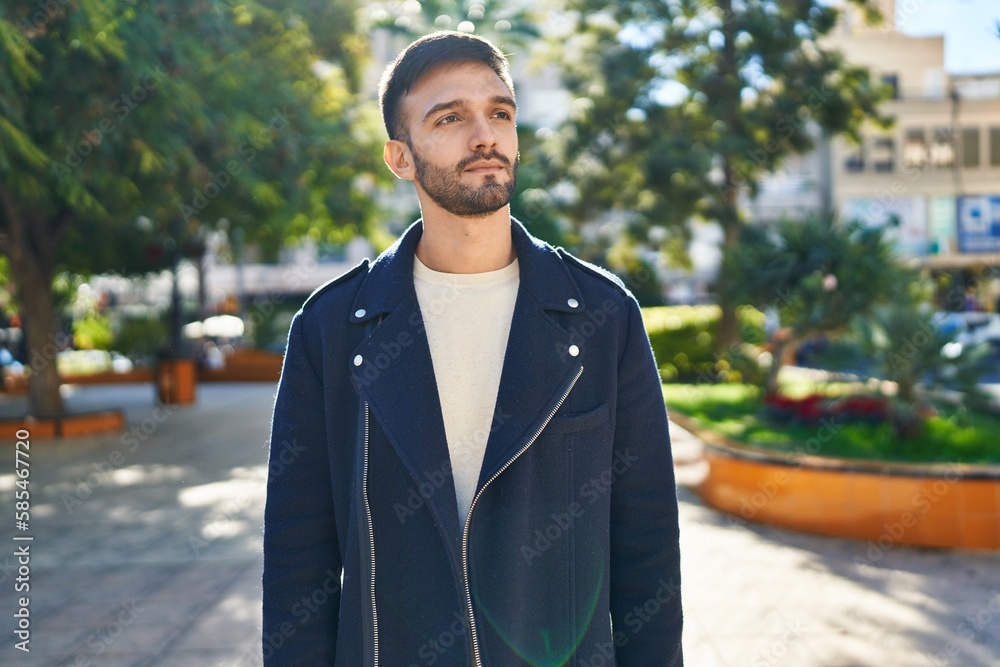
[414,206,515,274]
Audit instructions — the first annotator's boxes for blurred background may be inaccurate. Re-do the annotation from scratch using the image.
[1,1,999,665]
[1,0,1000,416]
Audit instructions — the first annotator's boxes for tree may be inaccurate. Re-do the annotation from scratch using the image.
[853,300,990,439]
[510,125,570,248]
[723,214,900,394]
[360,0,542,49]
[548,0,892,350]
[0,0,383,416]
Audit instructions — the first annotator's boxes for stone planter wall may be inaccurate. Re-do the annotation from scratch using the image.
[672,414,1000,551]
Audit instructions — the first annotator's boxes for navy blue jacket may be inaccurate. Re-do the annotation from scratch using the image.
[263,218,683,666]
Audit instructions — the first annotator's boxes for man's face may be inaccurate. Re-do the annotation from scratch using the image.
[396,61,519,218]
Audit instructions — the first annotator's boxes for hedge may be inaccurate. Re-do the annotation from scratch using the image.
[641,305,766,383]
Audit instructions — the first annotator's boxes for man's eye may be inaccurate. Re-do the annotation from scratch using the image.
[494,111,513,120]
[438,115,459,125]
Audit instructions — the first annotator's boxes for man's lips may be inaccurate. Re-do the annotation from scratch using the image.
[466,164,506,174]
[464,161,506,174]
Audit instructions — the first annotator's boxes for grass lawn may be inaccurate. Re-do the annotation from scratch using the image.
[662,383,1000,465]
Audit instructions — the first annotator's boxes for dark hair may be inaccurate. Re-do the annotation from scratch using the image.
[378,31,515,142]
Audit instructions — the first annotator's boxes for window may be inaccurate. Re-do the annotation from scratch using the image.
[873,137,895,172]
[962,128,981,168]
[930,127,954,168]
[844,143,865,172]
[990,127,1000,167]
[881,73,900,100]
[903,129,927,168]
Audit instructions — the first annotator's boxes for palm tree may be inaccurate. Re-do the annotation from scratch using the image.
[854,301,990,438]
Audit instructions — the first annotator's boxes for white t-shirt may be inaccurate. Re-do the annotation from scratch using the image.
[413,253,520,528]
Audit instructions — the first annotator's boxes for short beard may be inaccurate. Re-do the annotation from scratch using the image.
[412,148,518,218]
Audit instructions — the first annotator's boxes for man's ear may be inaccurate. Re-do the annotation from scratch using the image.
[384,139,416,181]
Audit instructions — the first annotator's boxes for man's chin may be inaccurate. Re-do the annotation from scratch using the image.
[455,200,511,218]
[464,172,511,186]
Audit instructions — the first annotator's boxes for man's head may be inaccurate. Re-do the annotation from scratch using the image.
[379,31,520,219]
[379,31,515,144]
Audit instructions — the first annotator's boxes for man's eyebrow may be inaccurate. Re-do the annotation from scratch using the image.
[422,99,467,124]
[422,95,517,124]
[491,94,517,111]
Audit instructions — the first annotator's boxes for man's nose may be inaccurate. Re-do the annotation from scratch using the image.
[468,115,498,152]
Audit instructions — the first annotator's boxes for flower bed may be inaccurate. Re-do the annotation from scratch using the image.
[764,393,890,425]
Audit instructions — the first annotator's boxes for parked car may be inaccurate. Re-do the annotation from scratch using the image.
[933,312,1000,357]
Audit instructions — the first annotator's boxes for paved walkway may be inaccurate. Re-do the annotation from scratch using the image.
[0,383,997,666]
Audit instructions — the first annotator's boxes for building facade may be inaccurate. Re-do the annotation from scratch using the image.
[825,0,1000,271]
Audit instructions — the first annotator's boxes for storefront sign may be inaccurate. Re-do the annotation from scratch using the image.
[957,195,1000,254]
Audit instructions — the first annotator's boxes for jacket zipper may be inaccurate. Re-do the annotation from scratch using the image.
[461,364,584,666]
[363,401,379,667]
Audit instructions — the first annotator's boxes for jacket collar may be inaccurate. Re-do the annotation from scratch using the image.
[350,217,585,323]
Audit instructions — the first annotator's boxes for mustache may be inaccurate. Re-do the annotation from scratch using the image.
[455,151,512,172]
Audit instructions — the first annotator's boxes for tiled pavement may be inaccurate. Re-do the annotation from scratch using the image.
[0,383,997,666]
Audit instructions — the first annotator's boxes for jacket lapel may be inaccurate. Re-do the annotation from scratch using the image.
[348,221,461,545]
[477,220,586,487]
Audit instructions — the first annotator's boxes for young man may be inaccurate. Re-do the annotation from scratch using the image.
[262,31,683,666]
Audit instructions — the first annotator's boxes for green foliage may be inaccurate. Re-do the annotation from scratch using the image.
[852,300,991,437]
[511,124,569,249]
[546,0,893,349]
[663,384,1000,465]
[724,214,902,337]
[360,0,542,50]
[642,304,765,382]
[247,299,299,352]
[548,0,891,235]
[644,305,717,381]
[0,255,12,317]
[723,213,903,393]
[603,239,664,306]
[72,313,114,351]
[114,315,168,363]
[0,0,383,414]
[0,0,383,269]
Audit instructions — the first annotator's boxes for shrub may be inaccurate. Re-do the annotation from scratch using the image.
[72,313,114,351]
[246,299,299,352]
[643,304,766,383]
[115,315,168,364]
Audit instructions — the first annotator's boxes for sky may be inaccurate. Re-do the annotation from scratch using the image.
[895,0,1000,74]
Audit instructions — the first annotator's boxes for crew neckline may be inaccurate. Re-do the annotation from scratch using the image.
[413,254,519,287]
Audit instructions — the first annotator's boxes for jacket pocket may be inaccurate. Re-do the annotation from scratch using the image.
[544,402,610,434]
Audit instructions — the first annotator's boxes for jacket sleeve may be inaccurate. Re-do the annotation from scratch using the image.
[609,296,683,666]
[262,311,341,665]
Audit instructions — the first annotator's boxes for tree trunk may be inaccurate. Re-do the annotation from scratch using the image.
[891,378,924,439]
[19,277,65,417]
[0,187,69,417]
[715,208,741,353]
[764,339,787,397]
[713,0,743,354]
[764,336,798,396]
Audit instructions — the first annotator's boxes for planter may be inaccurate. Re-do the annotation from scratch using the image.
[198,349,283,383]
[155,358,197,405]
[0,409,125,439]
[3,368,152,395]
[671,413,1000,551]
